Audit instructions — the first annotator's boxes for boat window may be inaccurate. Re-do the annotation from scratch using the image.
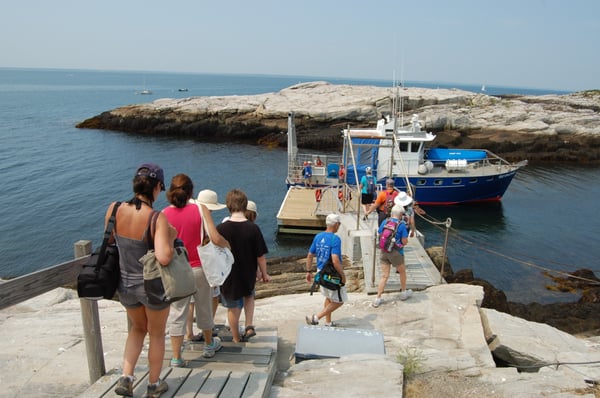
[411,143,420,153]
[434,180,443,186]
[417,179,426,185]
[399,142,408,152]
[469,178,477,183]
[453,179,462,184]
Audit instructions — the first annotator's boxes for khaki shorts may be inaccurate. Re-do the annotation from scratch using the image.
[380,250,405,267]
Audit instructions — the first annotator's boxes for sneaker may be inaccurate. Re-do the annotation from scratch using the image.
[305,314,319,325]
[203,336,222,358]
[170,357,185,367]
[324,321,337,327]
[399,289,413,301]
[373,297,382,308]
[144,379,168,398]
[114,375,133,397]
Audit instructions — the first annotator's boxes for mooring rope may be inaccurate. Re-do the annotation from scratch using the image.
[415,211,600,286]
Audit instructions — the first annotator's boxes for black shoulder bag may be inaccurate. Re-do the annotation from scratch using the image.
[310,234,344,301]
[77,202,122,300]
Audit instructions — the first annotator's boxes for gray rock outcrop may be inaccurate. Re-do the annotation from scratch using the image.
[77,82,600,162]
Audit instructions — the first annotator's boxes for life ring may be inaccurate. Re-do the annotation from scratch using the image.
[315,188,322,202]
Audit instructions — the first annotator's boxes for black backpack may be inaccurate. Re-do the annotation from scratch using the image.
[366,175,375,195]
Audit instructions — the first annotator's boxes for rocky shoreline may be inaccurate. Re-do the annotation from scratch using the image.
[77,82,600,163]
[260,251,600,337]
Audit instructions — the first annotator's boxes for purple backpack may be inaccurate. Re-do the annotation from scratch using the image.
[379,219,404,252]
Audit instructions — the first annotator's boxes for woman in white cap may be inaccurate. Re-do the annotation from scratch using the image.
[245,200,258,222]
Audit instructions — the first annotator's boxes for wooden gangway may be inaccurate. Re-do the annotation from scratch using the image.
[337,213,443,294]
[276,187,443,292]
[79,327,277,398]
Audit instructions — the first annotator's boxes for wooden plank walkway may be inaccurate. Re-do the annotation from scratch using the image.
[276,187,357,234]
[338,213,443,294]
[79,327,277,398]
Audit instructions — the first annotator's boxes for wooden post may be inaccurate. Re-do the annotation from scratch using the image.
[75,240,106,384]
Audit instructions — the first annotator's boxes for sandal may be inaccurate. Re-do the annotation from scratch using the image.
[242,325,256,340]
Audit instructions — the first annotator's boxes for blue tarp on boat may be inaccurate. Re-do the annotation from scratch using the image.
[426,148,487,162]
[346,138,379,185]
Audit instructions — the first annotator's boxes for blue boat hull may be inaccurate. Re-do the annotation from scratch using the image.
[385,170,518,205]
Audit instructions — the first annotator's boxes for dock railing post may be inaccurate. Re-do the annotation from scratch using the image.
[74,240,106,384]
[371,229,378,287]
[440,218,452,284]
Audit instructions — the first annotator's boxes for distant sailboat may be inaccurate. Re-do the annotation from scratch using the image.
[481,84,486,92]
[137,76,153,95]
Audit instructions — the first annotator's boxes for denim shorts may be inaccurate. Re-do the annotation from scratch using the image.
[220,290,255,309]
[118,283,170,311]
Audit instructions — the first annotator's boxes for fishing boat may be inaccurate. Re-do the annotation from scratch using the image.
[285,112,527,205]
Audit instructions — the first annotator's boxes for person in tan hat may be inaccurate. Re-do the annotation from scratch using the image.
[188,189,227,338]
[195,189,227,211]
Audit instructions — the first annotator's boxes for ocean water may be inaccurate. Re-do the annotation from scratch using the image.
[0,68,596,304]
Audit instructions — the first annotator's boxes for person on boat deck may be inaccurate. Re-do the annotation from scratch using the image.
[305,213,347,327]
[163,175,230,363]
[338,164,345,182]
[217,189,270,343]
[303,161,313,188]
[373,205,412,308]
[112,163,176,398]
[315,156,324,166]
[359,166,376,218]
[365,178,399,226]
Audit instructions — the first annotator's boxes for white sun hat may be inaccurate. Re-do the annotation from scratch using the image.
[247,200,258,216]
[195,189,226,211]
[394,191,413,207]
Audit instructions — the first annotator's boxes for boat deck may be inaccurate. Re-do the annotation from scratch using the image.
[79,328,277,398]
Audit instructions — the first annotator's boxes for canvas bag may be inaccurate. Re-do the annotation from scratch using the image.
[77,201,122,300]
[196,204,234,287]
[140,211,196,304]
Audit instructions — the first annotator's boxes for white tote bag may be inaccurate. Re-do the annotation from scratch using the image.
[196,204,234,287]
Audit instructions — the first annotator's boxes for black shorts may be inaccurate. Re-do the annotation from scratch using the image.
[361,193,373,205]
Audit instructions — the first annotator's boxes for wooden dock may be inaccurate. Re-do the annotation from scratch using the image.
[79,327,278,398]
[276,187,359,234]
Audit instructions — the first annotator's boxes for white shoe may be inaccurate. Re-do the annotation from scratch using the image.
[372,297,382,308]
[399,289,413,301]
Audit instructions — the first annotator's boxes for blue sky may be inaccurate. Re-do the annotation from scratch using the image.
[1,0,598,91]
